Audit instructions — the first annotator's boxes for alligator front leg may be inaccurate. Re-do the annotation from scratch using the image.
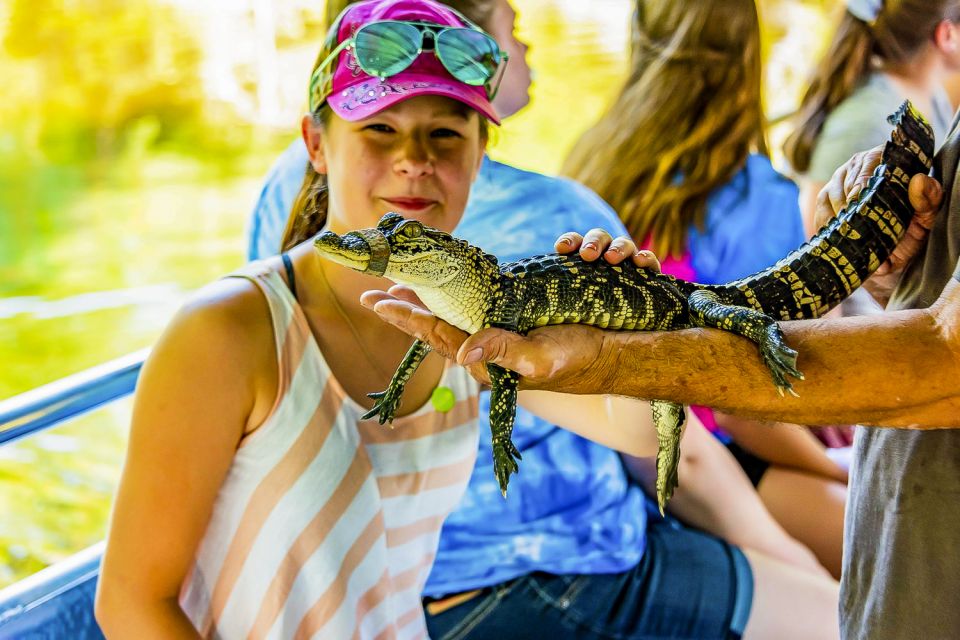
[652,399,684,516]
[362,339,431,424]
[688,290,804,394]
[486,363,523,497]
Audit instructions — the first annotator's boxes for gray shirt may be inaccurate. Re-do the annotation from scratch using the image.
[841,109,960,640]
[807,73,953,182]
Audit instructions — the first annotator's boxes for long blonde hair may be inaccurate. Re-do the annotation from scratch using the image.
[784,0,960,173]
[280,0,498,252]
[562,0,766,257]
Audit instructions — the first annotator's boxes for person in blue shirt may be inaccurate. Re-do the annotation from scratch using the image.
[562,0,848,579]
[247,1,839,638]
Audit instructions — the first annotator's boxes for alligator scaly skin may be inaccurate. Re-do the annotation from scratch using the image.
[315,102,934,513]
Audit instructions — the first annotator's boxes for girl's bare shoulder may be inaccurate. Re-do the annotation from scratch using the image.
[145,277,276,387]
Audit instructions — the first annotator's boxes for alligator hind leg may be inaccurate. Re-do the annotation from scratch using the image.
[688,290,804,394]
[486,363,523,497]
[652,399,684,515]
[362,339,431,424]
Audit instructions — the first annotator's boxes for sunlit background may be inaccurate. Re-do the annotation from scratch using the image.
[0,0,839,587]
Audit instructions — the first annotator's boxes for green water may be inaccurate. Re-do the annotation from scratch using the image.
[0,0,633,588]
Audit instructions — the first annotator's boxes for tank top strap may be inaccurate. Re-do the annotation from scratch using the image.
[225,260,316,434]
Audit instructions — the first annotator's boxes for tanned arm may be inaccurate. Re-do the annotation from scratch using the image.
[594,282,960,426]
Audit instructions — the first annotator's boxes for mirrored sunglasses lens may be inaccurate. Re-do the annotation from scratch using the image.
[437,29,501,85]
[354,22,422,77]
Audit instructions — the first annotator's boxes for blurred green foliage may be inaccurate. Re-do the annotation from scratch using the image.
[3,0,219,162]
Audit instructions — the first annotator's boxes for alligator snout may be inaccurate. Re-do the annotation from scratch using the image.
[313,230,374,272]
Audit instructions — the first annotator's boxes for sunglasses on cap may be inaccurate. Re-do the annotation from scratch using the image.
[309,19,508,112]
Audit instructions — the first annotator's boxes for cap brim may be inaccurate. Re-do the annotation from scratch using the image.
[328,75,501,125]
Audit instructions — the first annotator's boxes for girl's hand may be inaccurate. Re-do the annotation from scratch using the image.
[554,228,662,271]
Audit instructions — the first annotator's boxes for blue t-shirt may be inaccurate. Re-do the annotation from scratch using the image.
[246,141,649,595]
[688,154,805,283]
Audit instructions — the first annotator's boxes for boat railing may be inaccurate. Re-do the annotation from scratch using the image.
[0,349,148,638]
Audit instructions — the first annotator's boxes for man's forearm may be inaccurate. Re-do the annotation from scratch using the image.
[601,307,960,428]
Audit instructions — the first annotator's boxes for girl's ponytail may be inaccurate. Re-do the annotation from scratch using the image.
[783,12,874,173]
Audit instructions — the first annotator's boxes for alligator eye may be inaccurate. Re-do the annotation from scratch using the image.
[400,221,423,238]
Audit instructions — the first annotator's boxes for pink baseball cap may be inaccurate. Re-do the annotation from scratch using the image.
[309,0,501,124]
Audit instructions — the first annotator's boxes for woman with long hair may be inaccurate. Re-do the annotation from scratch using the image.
[564,0,849,580]
[785,0,960,235]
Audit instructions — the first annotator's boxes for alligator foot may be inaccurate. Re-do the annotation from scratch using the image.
[652,400,684,515]
[362,387,403,424]
[487,363,522,497]
[360,340,433,425]
[758,324,804,395]
[492,439,522,497]
[688,291,804,395]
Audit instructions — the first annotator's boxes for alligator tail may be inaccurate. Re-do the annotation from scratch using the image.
[675,101,935,320]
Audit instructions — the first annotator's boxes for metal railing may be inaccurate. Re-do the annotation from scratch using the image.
[0,350,150,636]
[0,349,148,447]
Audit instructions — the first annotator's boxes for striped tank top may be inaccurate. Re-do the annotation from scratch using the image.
[179,259,480,639]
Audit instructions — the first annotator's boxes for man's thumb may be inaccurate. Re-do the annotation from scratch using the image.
[457,329,532,374]
[908,174,942,214]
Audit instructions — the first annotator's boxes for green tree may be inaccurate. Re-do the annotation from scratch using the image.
[3,0,205,162]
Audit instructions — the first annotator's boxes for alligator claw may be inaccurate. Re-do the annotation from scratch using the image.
[362,389,401,424]
[493,440,522,497]
[759,325,803,395]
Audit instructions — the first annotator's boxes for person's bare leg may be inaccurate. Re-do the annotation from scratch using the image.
[757,467,846,579]
[741,549,840,640]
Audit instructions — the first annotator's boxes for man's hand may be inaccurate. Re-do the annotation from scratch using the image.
[360,285,615,392]
[815,145,943,305]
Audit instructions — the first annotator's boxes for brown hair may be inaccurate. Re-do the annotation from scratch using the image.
[784,1,960,173]
[561,0,766,257]
[281,0,498,251]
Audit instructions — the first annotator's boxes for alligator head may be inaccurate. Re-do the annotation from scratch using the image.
[314,213,499,332]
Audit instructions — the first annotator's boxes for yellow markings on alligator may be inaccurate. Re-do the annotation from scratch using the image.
[782,268,829,316]
[865,206,903,243]
[815,245,860,294]
[837,220,861,240]
[737,285,762,312]
[890,165,911,188]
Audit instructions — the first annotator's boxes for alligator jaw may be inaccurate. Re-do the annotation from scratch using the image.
[314,230,374,273]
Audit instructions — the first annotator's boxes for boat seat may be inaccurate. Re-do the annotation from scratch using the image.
[0,542,104,639]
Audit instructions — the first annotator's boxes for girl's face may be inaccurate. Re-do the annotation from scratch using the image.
[306,95,487,235]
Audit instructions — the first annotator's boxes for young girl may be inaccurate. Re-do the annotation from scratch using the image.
[785,0,960,233]
[562,0,849,579]
[94,1,660,637]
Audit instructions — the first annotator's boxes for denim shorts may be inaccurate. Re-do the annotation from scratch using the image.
[424,515,753,640]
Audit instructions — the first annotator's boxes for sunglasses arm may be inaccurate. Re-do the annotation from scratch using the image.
[308,38,354,111]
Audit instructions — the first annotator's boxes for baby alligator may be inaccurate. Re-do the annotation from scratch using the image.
[314,101,933,512]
